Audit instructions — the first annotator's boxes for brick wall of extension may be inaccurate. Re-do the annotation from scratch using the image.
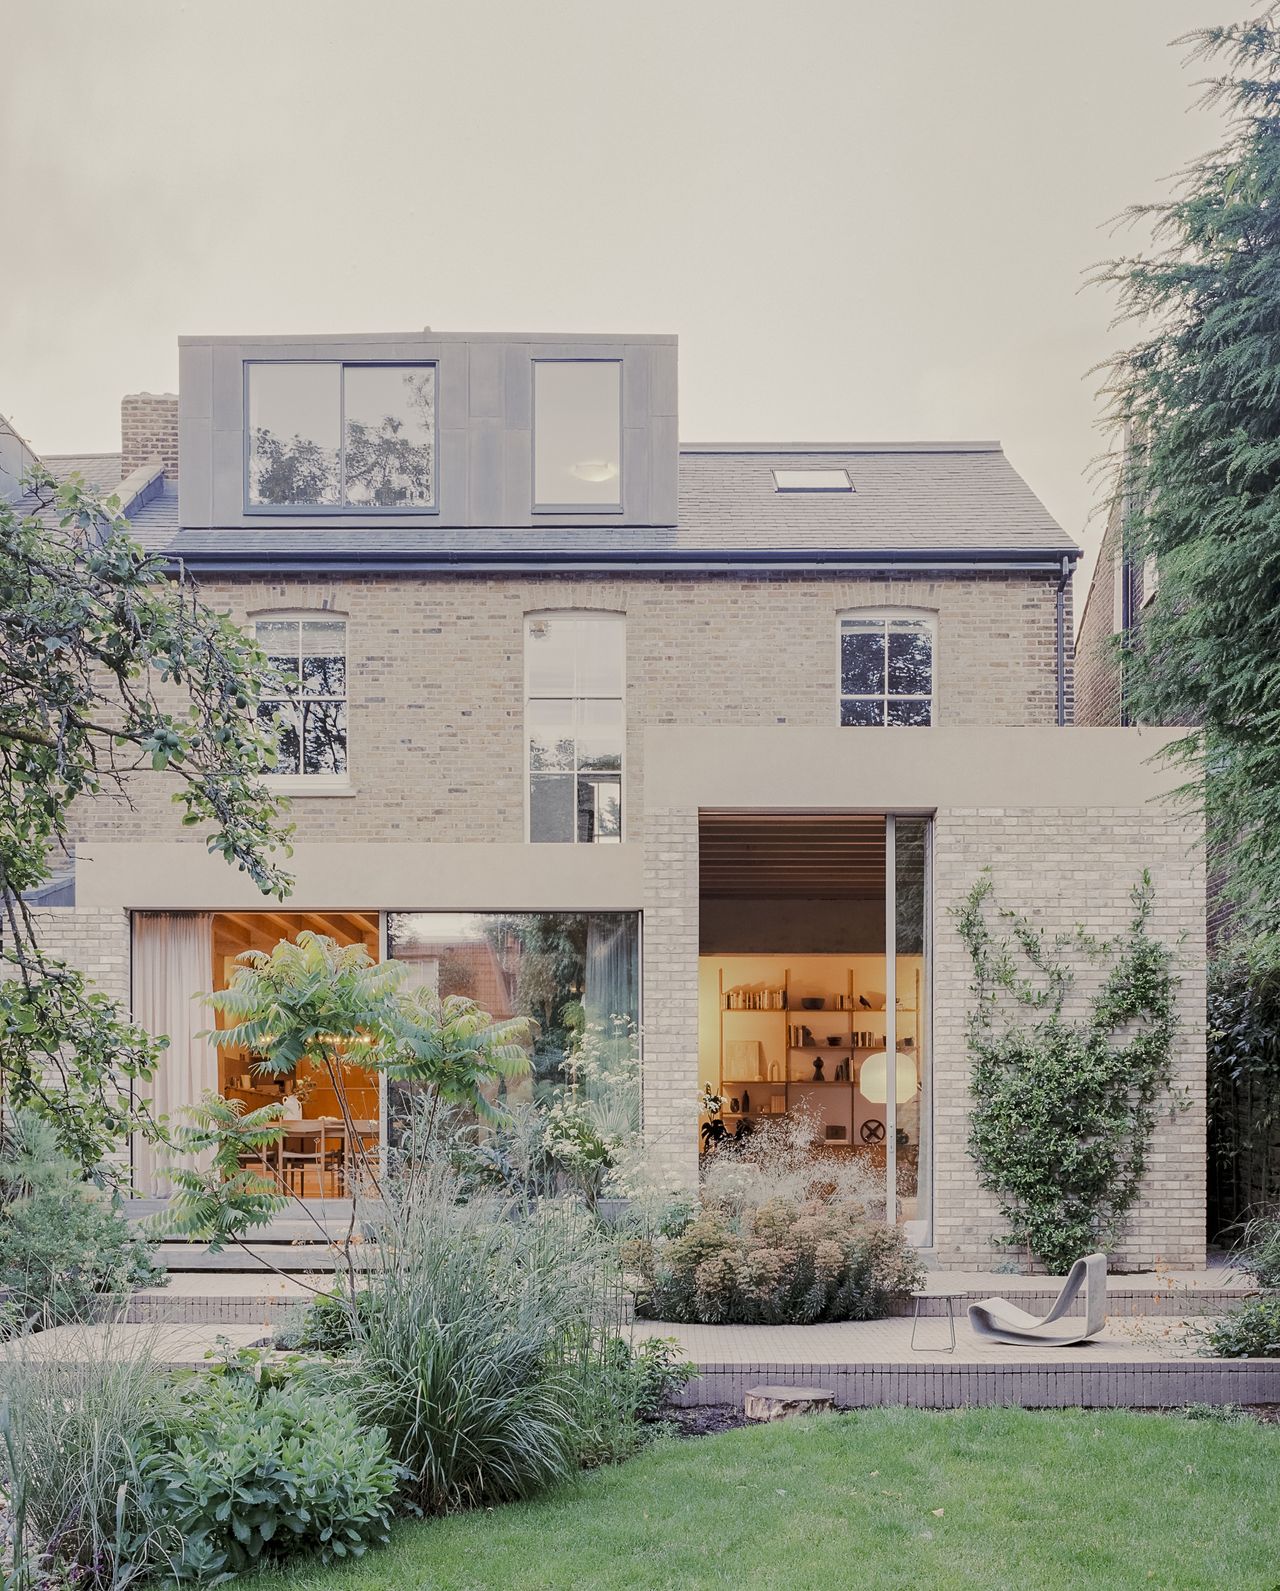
[930,805,1206,1271]
[68,568,1072,852]
[641,802,1205,1271]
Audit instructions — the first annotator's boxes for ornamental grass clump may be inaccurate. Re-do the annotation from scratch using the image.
[328,1163,673,1514]
[0,1325,178,1587]
[1200,1210,1280,1359]
[626,1114,923,1325]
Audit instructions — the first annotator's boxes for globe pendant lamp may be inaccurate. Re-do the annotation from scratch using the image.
[859,1051,917,1104]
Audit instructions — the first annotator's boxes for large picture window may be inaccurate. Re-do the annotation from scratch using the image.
[533,360,622,509]
[255,616,348,780]
[526,613,624,843]
[840,612,934,726]
[386,910,640,1130]
[247,362,436,510]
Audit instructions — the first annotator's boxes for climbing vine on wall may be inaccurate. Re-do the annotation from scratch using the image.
[954,871,1179,1273]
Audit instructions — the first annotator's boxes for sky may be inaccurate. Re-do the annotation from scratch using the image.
[1,0,1236,591]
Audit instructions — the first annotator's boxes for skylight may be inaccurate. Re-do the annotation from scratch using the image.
[772,467,853,492]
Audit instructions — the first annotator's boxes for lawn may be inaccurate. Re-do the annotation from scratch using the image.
[262,1407,1279,1591]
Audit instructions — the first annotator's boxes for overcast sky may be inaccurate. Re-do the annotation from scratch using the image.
[2,0,1233,587]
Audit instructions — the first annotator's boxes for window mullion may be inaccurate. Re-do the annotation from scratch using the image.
[338,366,347,506]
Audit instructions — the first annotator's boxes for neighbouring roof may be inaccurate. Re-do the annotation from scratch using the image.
[40,452,125,497]
[34,443,1078,573]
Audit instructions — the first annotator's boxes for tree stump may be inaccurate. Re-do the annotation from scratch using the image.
[743,1384,836,1421]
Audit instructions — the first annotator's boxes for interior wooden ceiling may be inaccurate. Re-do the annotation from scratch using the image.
[212,910,379,961]
[699,814,886,899]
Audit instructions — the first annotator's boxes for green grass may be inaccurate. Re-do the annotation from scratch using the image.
[262,1408,1279,1591]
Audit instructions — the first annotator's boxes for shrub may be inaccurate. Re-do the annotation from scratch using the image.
[0,1113,163,1331]
[628,1198,922,1325]
[564,1334,698,1468]
[288,1286,376,1353]
[624,1335,698,1422]
[0,1330,399,1587]
[137,1376,399,1580]
[331,1165,658,1512]
[625,1113,922,1326]
[1200,1295,1280,1359]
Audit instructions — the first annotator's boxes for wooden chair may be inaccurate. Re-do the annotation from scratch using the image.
[281,1123,344,1197]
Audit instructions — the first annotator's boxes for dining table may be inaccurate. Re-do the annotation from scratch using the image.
[271,1117,380,1194]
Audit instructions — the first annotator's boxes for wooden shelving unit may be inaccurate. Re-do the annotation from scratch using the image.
[710,959,922,1148]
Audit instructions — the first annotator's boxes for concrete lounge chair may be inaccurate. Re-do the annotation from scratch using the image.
[967,1253,1107,1346]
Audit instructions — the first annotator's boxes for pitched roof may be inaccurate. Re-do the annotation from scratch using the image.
[13,452,125,528]
[41,452,124,496]
[29,443,1078,572]
[126,444,1075,573]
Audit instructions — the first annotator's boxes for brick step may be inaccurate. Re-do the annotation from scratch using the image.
[894,1281,1255,1320]
[153,1242,365,1273]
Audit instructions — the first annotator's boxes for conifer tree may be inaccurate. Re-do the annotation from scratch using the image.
[1098,8,1280,945]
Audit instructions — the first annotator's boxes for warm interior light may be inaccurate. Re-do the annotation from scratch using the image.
[569,460,619,483]
[859,1051,918,1104]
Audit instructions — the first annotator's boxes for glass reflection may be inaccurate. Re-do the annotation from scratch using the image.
[248,364,341,506]
[529,773,574,842]
[840,615,934,727]
[525,613,625,843]
[257,701,301,775]
[888,622,932,696]
[895,819,929,1229]
[841,624,884,696]
[254,618,347,776]
[533,362,622,507]
[343,365,435,507]
[386,911,640,1130]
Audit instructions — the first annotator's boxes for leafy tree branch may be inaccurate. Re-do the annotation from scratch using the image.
[0,467,295,1173]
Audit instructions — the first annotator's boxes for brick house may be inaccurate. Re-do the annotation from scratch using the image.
[23,330,1206,1268]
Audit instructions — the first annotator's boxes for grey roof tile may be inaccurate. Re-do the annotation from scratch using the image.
[26,445,1080,569]
[42,452,124,495]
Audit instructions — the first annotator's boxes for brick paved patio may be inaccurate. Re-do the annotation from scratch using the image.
[629,1314,1280,1408]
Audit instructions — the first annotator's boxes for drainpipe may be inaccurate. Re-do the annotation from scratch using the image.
[1055,555,1072,726]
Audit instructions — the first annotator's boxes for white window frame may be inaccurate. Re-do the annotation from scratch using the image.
[837,608,937,727]
[252,610,352,794]
[524,610,626,844]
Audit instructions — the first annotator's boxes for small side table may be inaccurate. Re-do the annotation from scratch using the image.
[910,1291,958,1353]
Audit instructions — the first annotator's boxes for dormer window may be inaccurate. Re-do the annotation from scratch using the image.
[246,362,436,510]
[533,360,622,510]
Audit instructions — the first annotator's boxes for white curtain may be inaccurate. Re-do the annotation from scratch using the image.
[132,912,217,1198]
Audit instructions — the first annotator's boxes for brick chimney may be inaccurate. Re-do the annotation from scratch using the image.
[121,392,179,480]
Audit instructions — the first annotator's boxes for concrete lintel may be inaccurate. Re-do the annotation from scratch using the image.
[74,841,643,913]
[643,725,1190,814]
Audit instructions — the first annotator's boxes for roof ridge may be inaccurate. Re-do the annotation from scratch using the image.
[679,441,1003,456]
